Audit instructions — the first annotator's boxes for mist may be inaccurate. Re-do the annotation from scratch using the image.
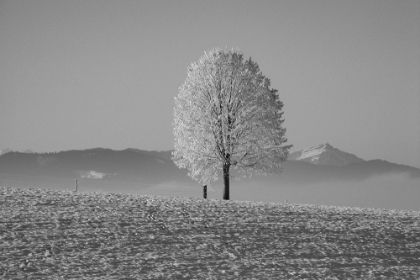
[1,149,419,211]
[139,173,420,211]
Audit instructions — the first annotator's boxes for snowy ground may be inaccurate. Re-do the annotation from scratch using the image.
[1,186,420,279]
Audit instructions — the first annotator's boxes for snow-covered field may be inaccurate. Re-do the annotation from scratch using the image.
[1,186,420,279]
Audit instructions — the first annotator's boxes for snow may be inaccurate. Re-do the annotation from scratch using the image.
[76,170,109,179]
[155,158,166,164]
[297,144,330,161]
[289,143,365,166]
[2,186,419,279]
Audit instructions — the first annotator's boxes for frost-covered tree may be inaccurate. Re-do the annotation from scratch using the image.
[173,48,292,200]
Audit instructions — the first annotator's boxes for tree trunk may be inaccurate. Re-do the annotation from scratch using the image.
[223,163,230,200]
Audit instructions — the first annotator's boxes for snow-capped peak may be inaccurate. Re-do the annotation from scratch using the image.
[288,143,365,166]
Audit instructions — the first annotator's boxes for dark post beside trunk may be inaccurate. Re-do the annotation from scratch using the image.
[223,163,230,200]
[75,179,78,192]
[203,185,207,199]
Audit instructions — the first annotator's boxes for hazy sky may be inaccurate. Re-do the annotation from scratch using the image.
[1,0,419,168]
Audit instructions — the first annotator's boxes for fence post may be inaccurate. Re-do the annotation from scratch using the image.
[203,185,207,199]
[75,179,78,192]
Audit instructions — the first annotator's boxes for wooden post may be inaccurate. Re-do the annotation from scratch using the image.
[203,185,207,199]
[75,179,78,192]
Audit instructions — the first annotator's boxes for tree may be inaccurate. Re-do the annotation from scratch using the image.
[173,48,292,200]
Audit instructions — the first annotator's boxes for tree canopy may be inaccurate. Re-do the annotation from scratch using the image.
[173,48,291,199]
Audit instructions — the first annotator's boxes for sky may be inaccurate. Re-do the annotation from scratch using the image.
[1,0,419,169]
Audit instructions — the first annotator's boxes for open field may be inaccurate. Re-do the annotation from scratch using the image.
[1,186,420,279]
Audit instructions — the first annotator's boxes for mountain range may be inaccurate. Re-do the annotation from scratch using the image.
[1,144,419,211]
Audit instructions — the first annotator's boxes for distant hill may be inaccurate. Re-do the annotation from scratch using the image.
[0,147,185,181]
[0,148,194,192]
[1,145,419,210]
